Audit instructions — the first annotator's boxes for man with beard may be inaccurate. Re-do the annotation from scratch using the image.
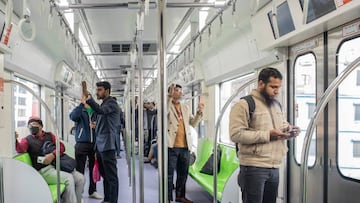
[82,81,120,203]
[229,67,300,203]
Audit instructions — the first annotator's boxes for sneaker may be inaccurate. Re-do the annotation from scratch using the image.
[89,192,103,199]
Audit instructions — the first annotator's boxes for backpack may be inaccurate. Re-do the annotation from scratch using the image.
[235,95,282,153]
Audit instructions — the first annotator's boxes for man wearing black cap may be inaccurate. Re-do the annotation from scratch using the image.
[15,116,85,203]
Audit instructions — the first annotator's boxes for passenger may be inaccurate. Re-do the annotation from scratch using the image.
[113,96,123,159]
[82,81,120,203]
[69,101,103,199]
[147,141,158,168]
[167,84,204,203]
[15,116,85,203]
[229,67,300,203]
[145,101,157,157]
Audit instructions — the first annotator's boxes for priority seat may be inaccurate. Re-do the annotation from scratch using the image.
[189,138,239,201]
[13,152,66,202]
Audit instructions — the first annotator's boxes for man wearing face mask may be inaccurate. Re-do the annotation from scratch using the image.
[70,101,103,200]
[15,116,85,203]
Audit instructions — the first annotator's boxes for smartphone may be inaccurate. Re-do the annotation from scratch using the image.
[288,129,297,135]
[81,81,87,95]
[37,156,45,164]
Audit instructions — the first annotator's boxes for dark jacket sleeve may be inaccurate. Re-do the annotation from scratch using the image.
[69,103,84,122]
[86,97,117,115]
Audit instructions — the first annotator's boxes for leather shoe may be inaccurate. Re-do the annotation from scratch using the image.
[175,197,193,203]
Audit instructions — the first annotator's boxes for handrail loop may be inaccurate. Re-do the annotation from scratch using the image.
[300,56,360,203]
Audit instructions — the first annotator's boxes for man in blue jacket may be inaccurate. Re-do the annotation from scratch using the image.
[69,102,103,199]
[82,81,120,203]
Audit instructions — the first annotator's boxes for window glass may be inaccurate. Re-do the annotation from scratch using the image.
[276,1,295,37]
[337,37,360,180]
[356,70,360,86]
[353,141,360,158]
[299,0,336,23]
[294,53,316,166]
[267,1,296,38]
[13,76,41,137]
[219,74,256,144]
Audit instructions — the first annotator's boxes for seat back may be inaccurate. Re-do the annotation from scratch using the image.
[192,138,214,172]
[14,152,32,166]
[218,144,239,178]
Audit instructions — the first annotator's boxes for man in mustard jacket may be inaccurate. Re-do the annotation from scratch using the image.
[229,67,300,203]
[167,84,204,203]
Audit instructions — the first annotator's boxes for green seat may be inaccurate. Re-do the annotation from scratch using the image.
[189,139,239,201]
[13,153,66,203]
[48,184,66,202]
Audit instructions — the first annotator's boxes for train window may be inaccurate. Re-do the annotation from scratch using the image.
[355,104,360,121]
[13,76,41,137]
[219,74,256,145]
[353,141,360,158]
[337,37,360,180]
[294,53,316,166]
[307,103,316,119]
[299,0,336,23]
[268,1,296,38]
[356,70,360,86]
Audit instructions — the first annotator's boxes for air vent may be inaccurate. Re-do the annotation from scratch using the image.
[99,42,157,53]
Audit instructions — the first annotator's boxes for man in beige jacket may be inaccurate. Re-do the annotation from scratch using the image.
[167,84,204,203]
[229,67,300,203]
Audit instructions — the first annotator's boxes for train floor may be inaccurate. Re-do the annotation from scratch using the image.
[81,151,213,203]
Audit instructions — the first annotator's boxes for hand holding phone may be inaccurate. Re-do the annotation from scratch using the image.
[288,129,297,134]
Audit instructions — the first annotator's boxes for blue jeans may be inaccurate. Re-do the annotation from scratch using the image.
[238,166,279,203]
[168,148,190,201]
[97,150,118,203]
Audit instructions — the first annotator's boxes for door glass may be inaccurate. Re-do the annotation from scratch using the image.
[294,53,316,166]
[219,73,256,144]
[13,76,41,139]
[337,37,360,180]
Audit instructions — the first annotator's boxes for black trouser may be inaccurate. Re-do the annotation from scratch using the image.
[97,150,119,203]
[238,166,279,203]
[75,142,96,195]
[168,148,190,201]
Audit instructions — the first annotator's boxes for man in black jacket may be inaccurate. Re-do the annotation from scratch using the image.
[82,81,120,203]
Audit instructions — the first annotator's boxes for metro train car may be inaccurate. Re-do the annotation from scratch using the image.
[0,0,359,203]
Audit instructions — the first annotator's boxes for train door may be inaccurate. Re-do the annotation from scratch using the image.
[326,19,360,203]
[288,34,324,203]
[288,18,360,203]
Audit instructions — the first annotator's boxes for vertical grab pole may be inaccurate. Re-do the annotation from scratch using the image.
[157,0,168,202]
[131,48,137,203]
[213,77,257,203]
[137,4,145,203]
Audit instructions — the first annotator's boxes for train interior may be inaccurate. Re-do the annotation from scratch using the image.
[0,0,360,203]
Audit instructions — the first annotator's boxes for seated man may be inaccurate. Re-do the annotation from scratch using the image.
[15,116,85,203]
[146,140,158,168]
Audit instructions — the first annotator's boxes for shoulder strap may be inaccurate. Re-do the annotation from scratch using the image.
[240,95,255,121]
[235,95,255,153]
